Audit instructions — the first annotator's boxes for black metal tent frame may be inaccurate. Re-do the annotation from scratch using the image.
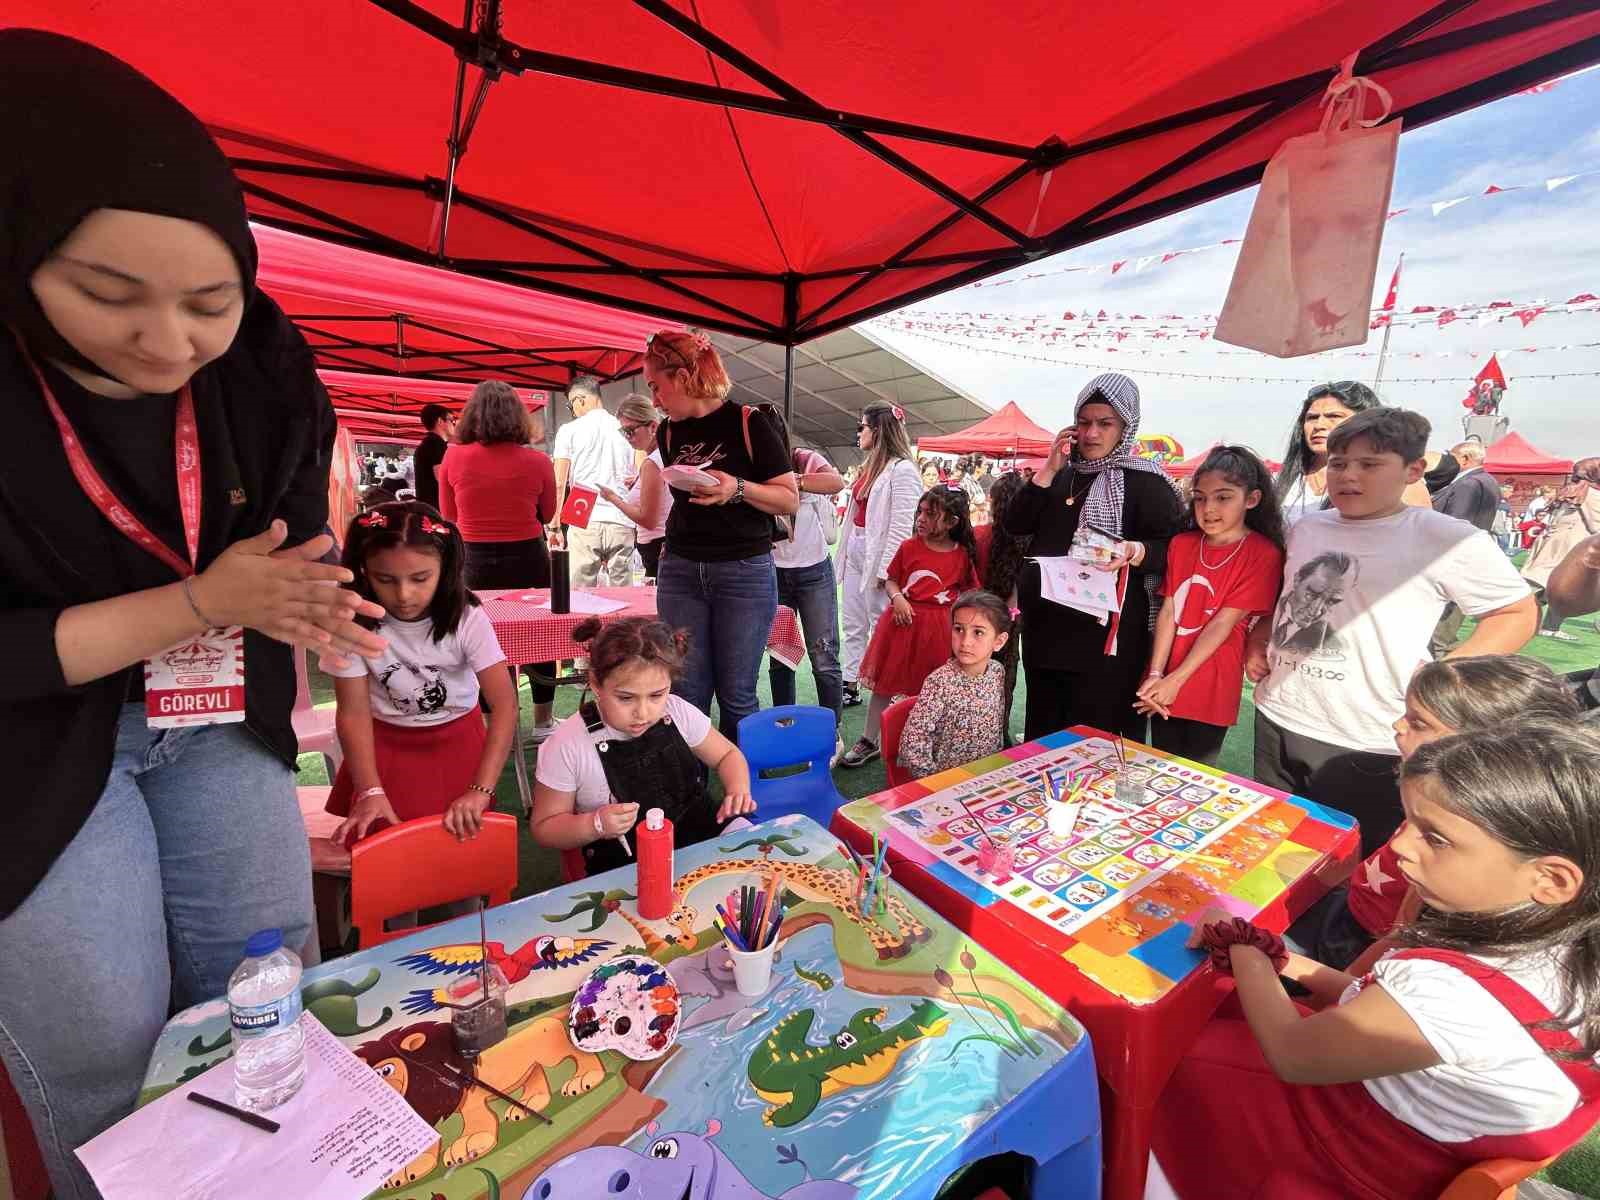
[287,310,643,390]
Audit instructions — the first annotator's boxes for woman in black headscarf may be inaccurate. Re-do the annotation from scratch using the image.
[0,31,386,1195]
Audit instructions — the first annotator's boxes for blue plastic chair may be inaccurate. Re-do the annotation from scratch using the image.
[737,705,847,829]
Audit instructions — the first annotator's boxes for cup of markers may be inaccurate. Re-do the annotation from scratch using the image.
[715,875,785,997]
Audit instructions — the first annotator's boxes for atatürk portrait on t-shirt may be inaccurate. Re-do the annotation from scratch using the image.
[1272,551,1361,660]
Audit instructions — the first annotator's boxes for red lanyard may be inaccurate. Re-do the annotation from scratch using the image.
[19,341,202,579]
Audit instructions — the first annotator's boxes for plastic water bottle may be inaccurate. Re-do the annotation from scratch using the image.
[228,928,306,1111]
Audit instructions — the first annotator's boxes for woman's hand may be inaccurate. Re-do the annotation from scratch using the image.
[687,469,739,507]
[1102,540,1145,571]
[190,521,387,665]
[1134,673,1182,717]
[443,790,493,841]
[595,802,640,839]
[890,593,914,626]
[1045,427,1076,475]
[716,792,756,822]
[333,787,400,847]
[548,526,566,551]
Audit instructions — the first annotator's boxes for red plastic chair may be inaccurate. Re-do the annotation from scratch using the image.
[290,646,343,779]
[1437,1156,1556,1200]
[350,814,518,948]
[879,696,918,788]
[560,847,587,883]
[1,1062,48,1200]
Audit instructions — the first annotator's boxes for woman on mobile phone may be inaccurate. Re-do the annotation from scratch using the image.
[1004,374,1183,742]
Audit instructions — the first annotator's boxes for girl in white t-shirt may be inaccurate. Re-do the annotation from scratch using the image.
[323,502,517,846]
[531,616,755,878]
[1149,722,1600,1200]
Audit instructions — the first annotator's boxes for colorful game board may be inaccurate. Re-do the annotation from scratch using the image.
[838,727,1358,1006]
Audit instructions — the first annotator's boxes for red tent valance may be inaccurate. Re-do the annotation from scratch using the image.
[1484,430,1573,476]
[14,3,1598,342]
[257,224,664,390]
[918,401,1055,457]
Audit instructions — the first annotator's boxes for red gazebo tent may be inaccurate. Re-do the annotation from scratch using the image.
[13,3,1598,346]
[321,370,550,443]
[255,225,664,393]
[917,401,1054,458]
[1484,430,1573,478]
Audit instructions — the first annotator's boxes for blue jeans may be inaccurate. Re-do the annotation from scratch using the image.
[0,705,312,1199]
[657,550,779,739]
[770,556,843,726]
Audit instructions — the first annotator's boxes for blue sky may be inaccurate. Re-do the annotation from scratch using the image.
[864,69,1600,463]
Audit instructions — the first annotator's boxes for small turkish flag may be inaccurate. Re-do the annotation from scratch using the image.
[561,484,598,529]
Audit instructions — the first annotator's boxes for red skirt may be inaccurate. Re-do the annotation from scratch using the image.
[326,709,488,832]
[1150,1017,1464,1200]
[858,601,953,697]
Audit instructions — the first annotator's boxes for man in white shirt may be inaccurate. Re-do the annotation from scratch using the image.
[552,375,637,587]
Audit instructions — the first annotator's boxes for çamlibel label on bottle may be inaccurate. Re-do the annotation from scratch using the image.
[230,991,303,1038]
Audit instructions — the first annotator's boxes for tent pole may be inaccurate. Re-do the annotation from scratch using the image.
[435,0,475,258]
[783,345,795,427]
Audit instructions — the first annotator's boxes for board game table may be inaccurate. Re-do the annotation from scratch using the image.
[831,727,1360,1200]
[138,816,1102,1200]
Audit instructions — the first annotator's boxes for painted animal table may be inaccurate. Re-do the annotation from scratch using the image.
[832,727,1360,1200]
[139,816,1101,1200]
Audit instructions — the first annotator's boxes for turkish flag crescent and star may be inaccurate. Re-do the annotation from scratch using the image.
[561,484,598,529]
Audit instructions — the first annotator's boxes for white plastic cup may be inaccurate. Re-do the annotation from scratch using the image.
[727,939,779,997]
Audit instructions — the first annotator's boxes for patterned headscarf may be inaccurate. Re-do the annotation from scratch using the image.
[1071,373,1172,539]
[1070,373,1176,638]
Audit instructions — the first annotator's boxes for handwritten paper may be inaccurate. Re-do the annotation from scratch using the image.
[77,1015,438,1200]
[503,589,630,614]
[1033,556,1122,621]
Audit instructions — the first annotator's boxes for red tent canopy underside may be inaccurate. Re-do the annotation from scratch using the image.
[14,2,1599,342]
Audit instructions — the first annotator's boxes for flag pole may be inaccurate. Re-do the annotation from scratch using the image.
[1373,252,1403,390]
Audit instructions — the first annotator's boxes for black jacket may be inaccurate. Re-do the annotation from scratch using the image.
[1433,468,1501,533]
[413,431,447,511]
[1005,468,1183,669]
[0,308,334,917]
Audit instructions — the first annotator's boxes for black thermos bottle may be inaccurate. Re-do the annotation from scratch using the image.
[551,547,571,614]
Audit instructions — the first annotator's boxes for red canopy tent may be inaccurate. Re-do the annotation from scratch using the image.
[320,369,550,443]
[1484,430,1573,477]
[917,401,1054,458]
[13,3,1598,344]
[255,224,663,392]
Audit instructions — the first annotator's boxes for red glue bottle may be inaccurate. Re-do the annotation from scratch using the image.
[636,807,674,921]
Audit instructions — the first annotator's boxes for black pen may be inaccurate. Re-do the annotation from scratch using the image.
[187,1091,281,1133]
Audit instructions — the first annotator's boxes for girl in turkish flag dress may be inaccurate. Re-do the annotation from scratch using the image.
[840,487,979,767]
[1149,723,1600,1200]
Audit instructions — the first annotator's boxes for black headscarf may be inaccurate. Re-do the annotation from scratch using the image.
[1423,451,1460,496]
[0,29,260,383]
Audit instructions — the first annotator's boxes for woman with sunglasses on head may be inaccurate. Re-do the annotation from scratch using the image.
[838,404,923,709]
[598,394,671,581]
[644,330,798,738]
[0,32,389,1196]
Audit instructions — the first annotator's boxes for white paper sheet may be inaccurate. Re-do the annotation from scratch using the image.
[659,464,718,490]
[78,1015,439,1200]
[535,590,631,615]
[1033,555,1121,622]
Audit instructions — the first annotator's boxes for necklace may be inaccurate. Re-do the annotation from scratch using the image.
[1198,534,1250,571]
[1063,472,1095,507]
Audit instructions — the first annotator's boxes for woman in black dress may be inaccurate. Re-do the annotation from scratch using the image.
[1005,373,1183,741]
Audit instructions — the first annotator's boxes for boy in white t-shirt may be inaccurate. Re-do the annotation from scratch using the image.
[1245,408,1536,855]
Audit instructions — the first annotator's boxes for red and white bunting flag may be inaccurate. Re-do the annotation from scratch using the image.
[1437,309,1459,327]
[1547,174,1581,191]
[1372,254,1404,327]
[1516,307,1546,327]
[1432,197,1469,216]
[1111,260,1128,274]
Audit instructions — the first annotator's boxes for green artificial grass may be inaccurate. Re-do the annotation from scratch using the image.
[297,588,1600,1194]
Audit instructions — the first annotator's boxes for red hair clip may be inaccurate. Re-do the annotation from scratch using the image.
[419,516,452,536]
[689,330,712,354]
[357,510,389,528]
[890,404,906,422]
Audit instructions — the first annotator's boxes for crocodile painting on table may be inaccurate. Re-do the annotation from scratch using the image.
[746,1000,951,1127]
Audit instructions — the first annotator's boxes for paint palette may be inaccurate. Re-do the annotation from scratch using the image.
[568,954,681,1061]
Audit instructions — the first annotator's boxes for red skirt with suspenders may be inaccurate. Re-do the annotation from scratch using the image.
[1151,948,1600,1200]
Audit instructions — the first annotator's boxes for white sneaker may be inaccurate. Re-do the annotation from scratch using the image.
[529,720,558,743]
[831,736,845,767]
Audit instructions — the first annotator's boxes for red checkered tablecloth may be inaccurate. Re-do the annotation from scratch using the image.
[478,587,805,671]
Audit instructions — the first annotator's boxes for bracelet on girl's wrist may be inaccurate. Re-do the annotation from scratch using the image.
[356,786,386,803]
[593,811,605,839]
[467,783,493,798]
